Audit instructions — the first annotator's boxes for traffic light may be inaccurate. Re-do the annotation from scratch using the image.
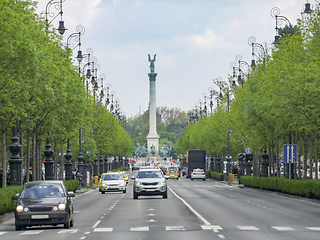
[247,154,253,163]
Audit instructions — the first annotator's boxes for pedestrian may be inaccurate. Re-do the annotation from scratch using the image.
[76,170,82,190]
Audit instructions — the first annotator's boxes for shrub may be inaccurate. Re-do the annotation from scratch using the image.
[0,185,23,215]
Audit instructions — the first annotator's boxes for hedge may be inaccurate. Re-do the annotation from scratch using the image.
[240,176,320,199]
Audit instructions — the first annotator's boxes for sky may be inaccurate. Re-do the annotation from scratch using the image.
[35,0,311,118]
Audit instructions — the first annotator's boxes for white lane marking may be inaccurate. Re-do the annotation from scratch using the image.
[80,237,86,240]
[20,230,43,235]
[58,229,78,233]
[238,226,259,231]
[218,234,225,239]
[148,219,156,222]
[168,186,211,226]
[307,227,320,231]
[166,226,185,231]
[0,232,7,236]
[272,226,294,231]
[92,220,101,228]
[130,227,149,231]
[93,228,113,232]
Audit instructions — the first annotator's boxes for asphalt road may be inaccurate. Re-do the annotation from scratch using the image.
[1,172,320,240]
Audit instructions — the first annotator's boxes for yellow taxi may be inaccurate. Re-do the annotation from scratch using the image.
[99,173,107,192]
[119,171,128,185]
[166,166,179,180]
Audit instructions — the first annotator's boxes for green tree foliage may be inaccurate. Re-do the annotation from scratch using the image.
[177,11,320,162]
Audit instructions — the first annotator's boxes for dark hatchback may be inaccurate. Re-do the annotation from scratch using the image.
[11,180,75,231]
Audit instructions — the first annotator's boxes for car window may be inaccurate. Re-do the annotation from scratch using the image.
[103,174,122,180]
[20,183,65,198]
[137,171,162,178]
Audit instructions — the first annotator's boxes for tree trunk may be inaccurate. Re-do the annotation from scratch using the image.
[2,118,7,188]
[60,145,64,180]
[54,138,58,180]
[268,145,271,177]
[276,141,280,177]
[303,131,308,180]
[315,129,318,180]
[26,131,30,182]
[309,132,313,180]
[20,129,24,184]
[32,129,36,181]
[297,131,301,180]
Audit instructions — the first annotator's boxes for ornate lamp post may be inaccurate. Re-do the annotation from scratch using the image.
[9,123,22,185]
[44,138,54,180]
[270,7,292,47]
[64,139,73,180]
[261,148,269,177]
[44,0,66,35]
[247,36,267,69]
[230,55,250,86]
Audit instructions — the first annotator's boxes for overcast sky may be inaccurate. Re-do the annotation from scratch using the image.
[36,0,309,117]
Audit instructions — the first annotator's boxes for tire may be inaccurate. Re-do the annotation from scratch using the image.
[203,178,206,181]
[123,188,127,193]
[70,217,74,227]
[64,214,71,229]
[15,222,22,231]
[163,191,168,199]
[101,191,105,194]
[191,178,194,180]
[133,191,138,199]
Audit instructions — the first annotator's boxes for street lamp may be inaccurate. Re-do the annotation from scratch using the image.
[247,36,267,69]
[270,7,292,47]
[230,55,250,86]
[44,0,67,35]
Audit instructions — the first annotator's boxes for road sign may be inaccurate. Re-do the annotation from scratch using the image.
[283,144,297,163]
[245,147,251,154]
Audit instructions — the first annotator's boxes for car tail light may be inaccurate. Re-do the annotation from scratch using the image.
[193,173,196,175]
[202,173,205,175]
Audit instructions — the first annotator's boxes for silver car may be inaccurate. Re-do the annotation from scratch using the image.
[191,168,206,181]
[131,169,169,199]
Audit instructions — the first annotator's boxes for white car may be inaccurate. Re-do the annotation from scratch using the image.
[100,172,126,194]
[191,168,206,181]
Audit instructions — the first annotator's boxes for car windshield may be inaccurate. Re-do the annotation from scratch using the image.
[103,174,122,180]
[20,183,65,198]
[136,171,163,178]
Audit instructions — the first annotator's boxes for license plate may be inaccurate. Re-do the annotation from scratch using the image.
[146,189,155,192]
[31,215,49,219]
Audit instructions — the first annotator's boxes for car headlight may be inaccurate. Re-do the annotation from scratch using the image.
[102,183,106,187]
[159,181,165,185]
[53,206,58,211]
[58,203,66,211]
[136,181,142,186]
[16,205,24,213]
[119,182,125,186]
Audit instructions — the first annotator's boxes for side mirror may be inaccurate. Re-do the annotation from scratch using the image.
[11,193,19,201]
[165,175,170,179]
[67,191,75,198]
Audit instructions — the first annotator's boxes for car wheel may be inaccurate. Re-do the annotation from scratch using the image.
[163,191,168,199]
[123,188,127,193]
[203,178,206,181]
[191,178,194,180]
[101,191,105,194]
[133,191,138,199]
[64,214,71,229]
[70,217,74,227]
[177,177,179,180]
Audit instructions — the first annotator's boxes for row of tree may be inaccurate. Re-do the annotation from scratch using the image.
[176,8,320,179]
[0,0,134,187]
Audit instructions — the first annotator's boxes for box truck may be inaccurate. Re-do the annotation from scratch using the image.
[186,149,206,178]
